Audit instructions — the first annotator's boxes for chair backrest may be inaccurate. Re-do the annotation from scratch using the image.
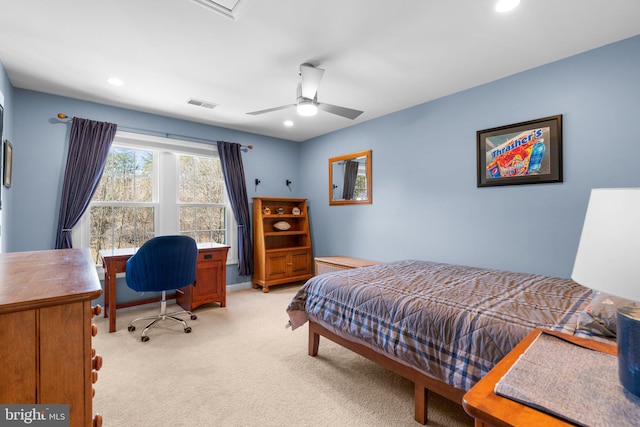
[125,235,198,292]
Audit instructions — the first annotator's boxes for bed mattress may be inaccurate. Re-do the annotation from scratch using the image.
[287,260,592,391]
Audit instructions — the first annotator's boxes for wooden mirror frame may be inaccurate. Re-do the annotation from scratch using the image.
[328,149,372,205]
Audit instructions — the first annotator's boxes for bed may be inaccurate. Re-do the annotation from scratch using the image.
[286,259,597,424]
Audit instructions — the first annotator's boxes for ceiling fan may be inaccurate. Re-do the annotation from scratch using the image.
[247,64,364,120]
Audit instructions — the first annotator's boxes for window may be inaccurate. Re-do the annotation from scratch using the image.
[90,147,155,258]
[74,131,236,267]
[178,154,227,244]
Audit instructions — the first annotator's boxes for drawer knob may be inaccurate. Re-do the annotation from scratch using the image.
[91,324,99,337]
[93,355,103,371]
[93,414,103,427]
[91,371,99,383]
[92,305,102,316]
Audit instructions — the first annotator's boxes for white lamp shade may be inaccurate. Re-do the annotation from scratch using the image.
[572,188,640,303]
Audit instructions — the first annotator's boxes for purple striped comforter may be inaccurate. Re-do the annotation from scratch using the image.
[286,260,592,391]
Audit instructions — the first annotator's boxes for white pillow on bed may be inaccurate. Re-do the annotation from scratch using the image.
[576,291,639,338]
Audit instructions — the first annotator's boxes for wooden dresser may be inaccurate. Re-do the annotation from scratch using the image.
[0,248,103,427]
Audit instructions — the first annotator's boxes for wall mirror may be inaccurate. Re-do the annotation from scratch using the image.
[329,149,372,205]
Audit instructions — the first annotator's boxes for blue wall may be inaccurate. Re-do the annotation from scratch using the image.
[2,35,639,292]
[10,90,301,253]
[0,83,302,302]
[299,35,640,279]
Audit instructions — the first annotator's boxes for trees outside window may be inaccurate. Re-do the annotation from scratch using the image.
[90,147,155,262]
[79,133,235,265]
[178,154,227,244]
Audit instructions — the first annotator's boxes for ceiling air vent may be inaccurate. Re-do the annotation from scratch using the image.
[191,0,253,21]
[187,98,218,109]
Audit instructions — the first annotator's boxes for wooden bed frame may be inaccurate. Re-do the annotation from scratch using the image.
[308,320,466,425]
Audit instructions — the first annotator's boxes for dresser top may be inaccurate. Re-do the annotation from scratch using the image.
[0,248,102,314]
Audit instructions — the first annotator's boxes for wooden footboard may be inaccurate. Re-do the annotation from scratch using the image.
[308,320,465,425]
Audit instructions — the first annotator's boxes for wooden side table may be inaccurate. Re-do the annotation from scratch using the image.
[462,328,617,427]
[314,256,379,275]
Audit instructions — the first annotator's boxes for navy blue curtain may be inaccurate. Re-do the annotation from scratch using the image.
[217,141,254,276]
[342,160,359,200]
[55,117,117,249]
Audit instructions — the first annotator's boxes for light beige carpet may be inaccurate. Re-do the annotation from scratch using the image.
[93,284,474,426]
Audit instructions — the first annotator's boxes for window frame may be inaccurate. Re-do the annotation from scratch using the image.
[73,131,238,274]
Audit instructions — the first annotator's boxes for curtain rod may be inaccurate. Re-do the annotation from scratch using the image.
[55,113,253,152]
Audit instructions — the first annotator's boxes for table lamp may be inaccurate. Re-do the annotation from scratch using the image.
[572,188,640,397]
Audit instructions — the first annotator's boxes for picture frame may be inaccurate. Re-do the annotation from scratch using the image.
[0,103,3,208]
[477,115,563,187]
[3,139,12,188]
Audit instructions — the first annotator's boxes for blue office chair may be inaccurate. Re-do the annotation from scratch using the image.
[125,235,199,342]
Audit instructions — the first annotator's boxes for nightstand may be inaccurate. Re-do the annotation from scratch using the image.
[462,328,618,427]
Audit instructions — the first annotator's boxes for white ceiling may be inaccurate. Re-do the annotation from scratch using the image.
[0,0,639,142]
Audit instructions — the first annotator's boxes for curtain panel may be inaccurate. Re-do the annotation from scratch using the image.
[55,117,117,249]
[216,141,254,276]
[342,160,359,200]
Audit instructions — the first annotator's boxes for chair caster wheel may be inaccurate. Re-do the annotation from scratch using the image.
[141,336,150,342]
[191,314,197,320]
[184,327,192,333]
[128,325,136,332]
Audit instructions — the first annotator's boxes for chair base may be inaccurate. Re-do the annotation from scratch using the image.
[127,291,197,342]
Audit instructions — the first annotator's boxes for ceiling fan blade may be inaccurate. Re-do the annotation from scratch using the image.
[246,104,296,115]
[300,64,324,99]
[317,103,364,120]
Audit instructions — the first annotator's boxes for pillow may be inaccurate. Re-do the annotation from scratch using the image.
[576,291,639,337]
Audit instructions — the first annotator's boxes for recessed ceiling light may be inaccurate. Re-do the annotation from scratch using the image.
[107,77,124,87]
[284,120,294,127]
[495,0,520,13]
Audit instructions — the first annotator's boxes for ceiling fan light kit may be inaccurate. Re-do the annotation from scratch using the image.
[247,63,363,120]
[296,100,318,116]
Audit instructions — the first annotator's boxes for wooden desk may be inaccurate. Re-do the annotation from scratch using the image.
[462,328,617,427]
[0,248,103,427]
[100,242,229,333]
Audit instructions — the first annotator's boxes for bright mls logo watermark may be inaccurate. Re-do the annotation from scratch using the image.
[0,405,69,426]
